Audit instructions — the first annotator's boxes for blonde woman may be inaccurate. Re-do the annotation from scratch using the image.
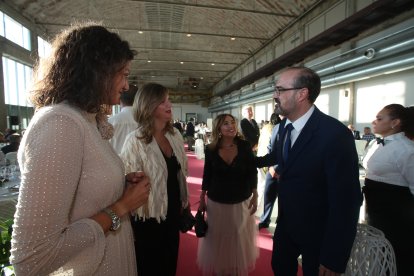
[121,83,189,276]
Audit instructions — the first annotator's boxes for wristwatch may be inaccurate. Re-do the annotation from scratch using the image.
[103,208,121,231]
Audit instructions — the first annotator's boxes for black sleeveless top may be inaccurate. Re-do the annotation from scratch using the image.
[162,151,181,225]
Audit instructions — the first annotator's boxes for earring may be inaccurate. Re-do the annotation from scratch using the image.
[218,133,222,138]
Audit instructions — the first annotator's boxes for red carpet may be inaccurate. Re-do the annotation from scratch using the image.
[177,149,303,276]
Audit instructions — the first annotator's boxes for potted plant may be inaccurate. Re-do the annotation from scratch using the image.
[0,219,14,275]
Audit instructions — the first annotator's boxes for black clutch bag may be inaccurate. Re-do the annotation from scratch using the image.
[179,206,196,233]
[195,210,208,238]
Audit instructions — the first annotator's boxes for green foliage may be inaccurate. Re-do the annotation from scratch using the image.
[0,219,13,266]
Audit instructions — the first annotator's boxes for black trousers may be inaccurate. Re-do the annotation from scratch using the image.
[272,223,321,276]
[131,217,180,276]
[363,179,414,276]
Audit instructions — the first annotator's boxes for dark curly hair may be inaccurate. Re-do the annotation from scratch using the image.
[30,22,136,113]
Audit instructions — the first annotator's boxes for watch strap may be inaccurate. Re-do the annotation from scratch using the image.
[103,208,121,231]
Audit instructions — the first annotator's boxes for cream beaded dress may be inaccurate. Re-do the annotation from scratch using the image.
[10,103,137,276]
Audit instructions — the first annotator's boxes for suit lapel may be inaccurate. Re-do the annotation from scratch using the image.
[282,108,321,169]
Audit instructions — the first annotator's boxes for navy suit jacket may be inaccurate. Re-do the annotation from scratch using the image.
[256,107,362,273]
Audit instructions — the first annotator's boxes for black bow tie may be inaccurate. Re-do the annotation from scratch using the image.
[376,137,384,145]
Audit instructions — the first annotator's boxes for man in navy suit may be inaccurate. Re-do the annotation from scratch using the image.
[240,106,260,151]
[256,67,362,275]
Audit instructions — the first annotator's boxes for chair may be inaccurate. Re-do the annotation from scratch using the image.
[4,152,17,166]
[345,223,397,276]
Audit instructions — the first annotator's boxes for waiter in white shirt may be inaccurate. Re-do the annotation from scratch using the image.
[362,103,414,276]
[109,85,138,155]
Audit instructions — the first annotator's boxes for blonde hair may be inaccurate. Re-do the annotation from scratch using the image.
[133,83,173,144]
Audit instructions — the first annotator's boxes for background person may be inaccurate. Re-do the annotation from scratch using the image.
[240,106,260,152]
[10,23,150,276]
[361,126,376,148]
[348,124,361,140]
[185,117,195,151]
[256,66,362,275]
[109,84,138,155]
[361,126,375,143]
[121,83,190,276]
[3,128,16,141]
[173,119,184,134]
[0,131,6,143]
[362,104,414,276]
[257,113,282,230]
[1,133,21,155]
[197,114,259,276]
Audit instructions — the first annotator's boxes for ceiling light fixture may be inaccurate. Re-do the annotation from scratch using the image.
[231,37,236,41]
[138,31,143,34]
[186,33,191,37]
[147,60,151,63]
[180,61,184,64]
[211,63,215,66]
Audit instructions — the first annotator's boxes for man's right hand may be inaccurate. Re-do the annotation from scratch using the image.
[269,166,280,179]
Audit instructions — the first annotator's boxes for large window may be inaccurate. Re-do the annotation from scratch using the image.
[0,11,31,50]
[38,36,51,58]
[2,57,32,107]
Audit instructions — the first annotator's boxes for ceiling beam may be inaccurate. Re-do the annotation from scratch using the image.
[37,23,268,40]
[132,47,250,55]
[120,27,268,40]
[131,68,228,73]
[134,58,239,65]
[124,0,297,17]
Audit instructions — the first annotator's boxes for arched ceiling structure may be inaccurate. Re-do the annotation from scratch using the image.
[4,0,414,104]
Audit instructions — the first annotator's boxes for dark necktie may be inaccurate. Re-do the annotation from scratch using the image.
[283,123,294,162]
[376,137,384,145]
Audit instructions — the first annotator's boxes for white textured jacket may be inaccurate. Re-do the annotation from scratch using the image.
[120,127,189,222]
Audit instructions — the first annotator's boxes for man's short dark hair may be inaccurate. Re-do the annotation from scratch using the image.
[290,66,321,103]
[120,85,138,106]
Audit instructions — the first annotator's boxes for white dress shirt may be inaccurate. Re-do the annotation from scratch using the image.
[363,132,414,195]
[108,106,138,155]
[286,105,315,146]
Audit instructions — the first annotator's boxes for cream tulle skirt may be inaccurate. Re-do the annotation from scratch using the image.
[197,198,259,276]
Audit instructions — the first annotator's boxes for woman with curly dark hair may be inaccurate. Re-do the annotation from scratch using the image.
[11,23,150,275]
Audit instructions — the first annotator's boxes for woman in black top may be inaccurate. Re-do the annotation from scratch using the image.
[197,114,259,276]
